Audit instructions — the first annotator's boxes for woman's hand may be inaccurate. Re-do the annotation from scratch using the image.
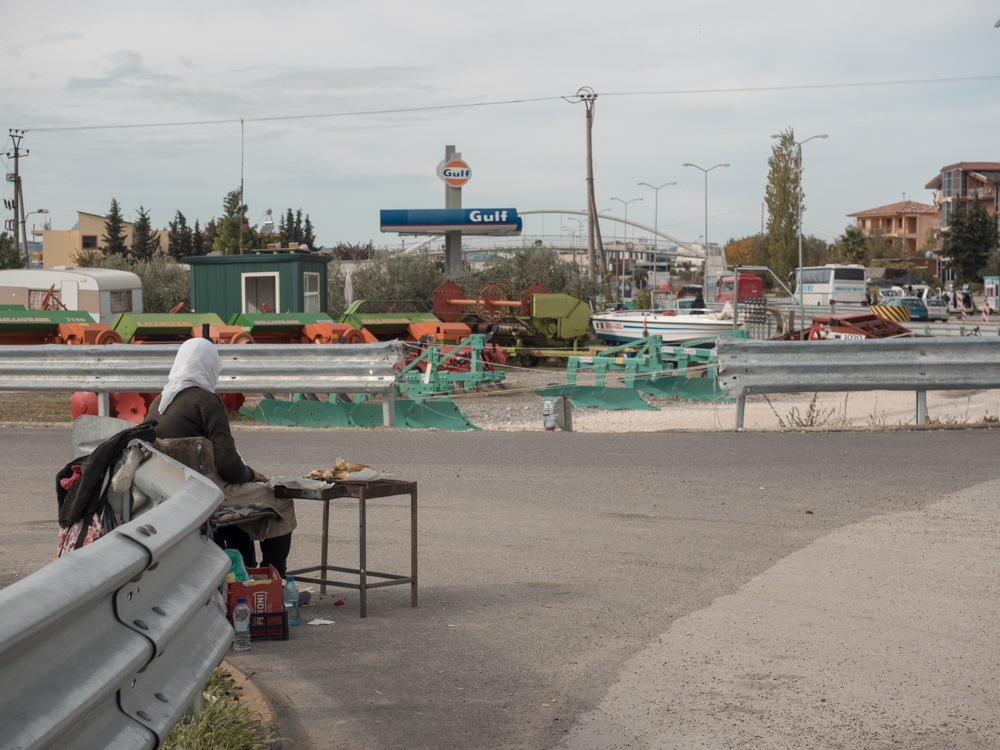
[253,469,267,483]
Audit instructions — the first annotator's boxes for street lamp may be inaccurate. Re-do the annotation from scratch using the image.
[770,133,827,303]
[637,181,676,256]
[22,209,49,268]
[682,163,728,271]
[610,197,643,287]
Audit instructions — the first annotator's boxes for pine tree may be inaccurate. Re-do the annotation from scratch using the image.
[131,206,160,261]
[281,208,295,246]
[0,231,21,269]
[213,191,244,255]
[102,198,129,258]
[167,211,194,261]
[203,218,218,253]
[303,215,316,249]
[764,129,802,281]
[191,219,204,256]
[294,210,304,244]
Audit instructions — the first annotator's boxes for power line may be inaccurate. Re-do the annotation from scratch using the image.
[21,74,1000,133]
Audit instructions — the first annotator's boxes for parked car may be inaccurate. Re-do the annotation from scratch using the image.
[885,296,929,321]
[926,299,950,322]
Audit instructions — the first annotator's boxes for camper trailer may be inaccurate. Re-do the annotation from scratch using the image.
[0,267,142,323]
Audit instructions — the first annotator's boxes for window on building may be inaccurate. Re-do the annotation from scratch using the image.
[28,289,58,310]
[303,272,320,313]
[82,236,98,249]
[898,217,903,229]
[860,219,867,229]
[110,290,133,314]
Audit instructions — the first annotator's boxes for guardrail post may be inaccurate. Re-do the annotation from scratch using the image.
[98,392,110,417]
[916,390,926,425]
[735,395,746,432]
[383,391,396,428]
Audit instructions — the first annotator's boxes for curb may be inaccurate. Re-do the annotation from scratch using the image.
[221,659,282,749]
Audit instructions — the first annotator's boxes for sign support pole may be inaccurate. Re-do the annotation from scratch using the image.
[444,145,462,278]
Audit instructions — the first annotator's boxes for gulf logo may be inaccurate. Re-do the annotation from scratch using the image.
[441,159,471,187]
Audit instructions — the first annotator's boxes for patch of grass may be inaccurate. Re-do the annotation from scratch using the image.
[161,668,279,750]
[0,392,74,423]
[763,393,843,429]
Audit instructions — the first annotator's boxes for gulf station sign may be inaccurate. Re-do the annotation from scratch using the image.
[380,208,523,236]
[437,158,472,187]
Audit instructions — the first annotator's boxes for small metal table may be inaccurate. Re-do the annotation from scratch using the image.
[276,479,417,618]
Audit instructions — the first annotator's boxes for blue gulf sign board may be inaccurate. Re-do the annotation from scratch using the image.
[380,208,522,236]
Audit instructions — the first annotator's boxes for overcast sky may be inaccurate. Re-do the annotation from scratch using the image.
[4,0,999,252]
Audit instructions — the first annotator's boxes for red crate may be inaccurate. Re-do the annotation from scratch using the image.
[223,565,283,616]
[226,609,289,641]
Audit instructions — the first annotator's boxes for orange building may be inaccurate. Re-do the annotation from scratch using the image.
[846,200,938,256]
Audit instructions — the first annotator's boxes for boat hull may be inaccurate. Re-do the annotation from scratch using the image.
[591,311,735,345]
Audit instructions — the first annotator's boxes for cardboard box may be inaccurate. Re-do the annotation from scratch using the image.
[224,565,282,616]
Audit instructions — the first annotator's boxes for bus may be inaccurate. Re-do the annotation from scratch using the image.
[791,264,867,306]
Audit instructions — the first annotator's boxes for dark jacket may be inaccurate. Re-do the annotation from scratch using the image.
[56,421,157,528]
[147,387,255,485]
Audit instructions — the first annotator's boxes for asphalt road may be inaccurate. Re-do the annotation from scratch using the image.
[2,426,997,748]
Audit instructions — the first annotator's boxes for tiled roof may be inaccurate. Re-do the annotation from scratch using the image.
[925,163,1000,189]
[938,162,1000,173]
[847,201,937,217]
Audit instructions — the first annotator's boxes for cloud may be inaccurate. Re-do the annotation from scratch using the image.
[67,50,180,90]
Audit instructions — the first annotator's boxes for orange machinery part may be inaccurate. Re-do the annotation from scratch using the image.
[0,323,121,346]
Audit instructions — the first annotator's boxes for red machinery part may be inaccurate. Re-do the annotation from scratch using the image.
[473,282,508,324]
[218,392,246,414]
[519,283,550,315]
[71,392,121,420]
[433,280,467,322]
[114,392,148,424]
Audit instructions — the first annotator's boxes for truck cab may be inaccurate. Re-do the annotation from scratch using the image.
[716,273,763,303]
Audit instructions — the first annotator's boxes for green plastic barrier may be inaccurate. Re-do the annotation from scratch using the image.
[400,398,480,431]
[282,400,354,428]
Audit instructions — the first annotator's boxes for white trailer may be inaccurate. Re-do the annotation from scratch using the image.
[0,267,142,323]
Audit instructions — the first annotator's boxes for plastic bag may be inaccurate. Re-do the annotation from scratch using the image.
[111,446,144,493]
[224,548,249,582]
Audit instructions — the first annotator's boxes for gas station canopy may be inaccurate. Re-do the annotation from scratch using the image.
[380,208,522,236]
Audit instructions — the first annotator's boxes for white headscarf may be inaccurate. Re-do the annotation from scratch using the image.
[159,338,223,413]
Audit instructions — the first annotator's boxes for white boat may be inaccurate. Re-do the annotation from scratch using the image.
[590,308,736,345]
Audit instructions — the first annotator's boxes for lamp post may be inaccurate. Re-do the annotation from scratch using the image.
[22,209,48,268]
[770,133,827,303]
[610,197,643,285]
[637,181,676,259]
[682,163,728,271]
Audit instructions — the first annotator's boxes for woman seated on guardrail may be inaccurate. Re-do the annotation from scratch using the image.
[146,338,297,576]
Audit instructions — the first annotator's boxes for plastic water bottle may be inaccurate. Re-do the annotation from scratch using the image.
[232,598,251,651]
[283,575,301,626]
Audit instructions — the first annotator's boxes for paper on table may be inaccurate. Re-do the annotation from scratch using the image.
[265,476,333,491]
[344,467,392,481]
[307,619,335,625]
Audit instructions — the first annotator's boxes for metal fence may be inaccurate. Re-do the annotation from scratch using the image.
[0,341,404,425]
[0,445,232,750]
[717,337,1000,430]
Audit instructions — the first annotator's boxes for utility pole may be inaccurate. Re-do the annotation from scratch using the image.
[576,88,610,297]
[4,130,29,267]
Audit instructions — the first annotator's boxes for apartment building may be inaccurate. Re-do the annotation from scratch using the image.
[846,200,938,256]
[924,162,1000,227]
[39,211,167,268]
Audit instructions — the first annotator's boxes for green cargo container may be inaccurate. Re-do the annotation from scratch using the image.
[186,252,329,322]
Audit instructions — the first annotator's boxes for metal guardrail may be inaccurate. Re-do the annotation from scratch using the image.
[0,341,404,426]
[717,337,1000,430]
[0,444,232,750]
